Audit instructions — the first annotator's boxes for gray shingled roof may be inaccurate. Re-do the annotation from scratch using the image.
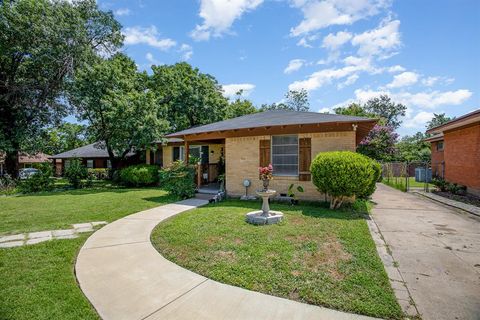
[167,110,376,137]
[50,142,114,159]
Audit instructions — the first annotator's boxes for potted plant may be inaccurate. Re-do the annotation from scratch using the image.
[288,183,304,205]
[258,164,273,191]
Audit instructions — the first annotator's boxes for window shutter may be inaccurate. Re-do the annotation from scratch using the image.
[299,138,311,181]
[259,139,271,167]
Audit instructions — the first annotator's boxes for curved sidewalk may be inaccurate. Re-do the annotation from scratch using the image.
[76,199,377,320]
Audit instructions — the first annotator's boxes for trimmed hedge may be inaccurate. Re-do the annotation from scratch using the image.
[119,164,159,187]
[159,161,196,199]
[310,151,377,209]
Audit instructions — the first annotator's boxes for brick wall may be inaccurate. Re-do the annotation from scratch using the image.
[444,124,480,195]
[225,131,356,200]
[430,141,445,177]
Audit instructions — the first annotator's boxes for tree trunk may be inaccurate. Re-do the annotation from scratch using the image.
[4,149,19,178]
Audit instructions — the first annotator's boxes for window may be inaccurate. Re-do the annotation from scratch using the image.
[271,135,298,176]
[437,141,444,151]
[107,160,112,169]
[173,146,184,162]
[87,160,94,169]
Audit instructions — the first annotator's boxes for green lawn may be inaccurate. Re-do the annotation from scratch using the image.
[151,200,403,319]
[0,187,173,320]
[383,177,429,192]
[0,187,173,235]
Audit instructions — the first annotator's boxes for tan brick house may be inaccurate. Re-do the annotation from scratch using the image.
[426,109,480,196]
[156,110,376,200]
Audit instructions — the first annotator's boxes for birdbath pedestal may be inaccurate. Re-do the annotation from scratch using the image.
[245,189,284,225]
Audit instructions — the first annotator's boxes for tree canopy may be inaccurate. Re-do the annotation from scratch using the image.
[0,0,122,174]
[69,53,169,168]
[426,113,453,130]
[149,62,229,132]
[225,90,257,119]
[396,132,431,162]
[260,89,310,112]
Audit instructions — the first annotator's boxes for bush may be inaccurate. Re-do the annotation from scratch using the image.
[159,161,196,199]
[0,174,17,195]
[447,182,467,195]
[64,159,88,188]
[432,177,448,192]
[18,163,54,193]
[119,164,159,187]
[358,160,382,199]
[310,151,376,209]
[87,168,110,180]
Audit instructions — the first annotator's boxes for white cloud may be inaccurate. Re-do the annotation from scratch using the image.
[322,31,352,50]
[387,71,419,88]
[421,76,454,87]
[290,0,390,36]
[222,83,255,98]
[296,34,320,48]
[403,111,435,128]
[179,44,193,60]
[318,107,332,113]
[387,65,406,73]
[123,26,176,50]
[114,8,131,16]
[190,0,263,41]
[351,19,401,58]
[284,59,306,74]
[289,64,370,91]
[145,52,160,65]
[337,74,359,89]
[354,88,472,109]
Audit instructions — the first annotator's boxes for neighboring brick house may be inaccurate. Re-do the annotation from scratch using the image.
[50,142,139,176]
[162,110,377,200]
[0,152,51,175]
[426,109,480,196]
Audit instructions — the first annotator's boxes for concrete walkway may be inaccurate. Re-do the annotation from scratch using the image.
[372,184,480,320]
[76,199,376,320]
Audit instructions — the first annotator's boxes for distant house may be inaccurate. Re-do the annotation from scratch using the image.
[0,152,51,175]
[158,110,377,200]
[426,109,480,196]
[50,142,138,176]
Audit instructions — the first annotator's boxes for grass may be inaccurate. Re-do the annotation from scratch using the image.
[0,186,174,319]
[0,187,173,235]
[0,235,99,320]
[383,177,429,192]
[151,200,403,319]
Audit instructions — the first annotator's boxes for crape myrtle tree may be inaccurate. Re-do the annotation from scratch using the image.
[149,62,229,132]
[69,53,169,170]
[0,0,122,176]
[335,96,406,161]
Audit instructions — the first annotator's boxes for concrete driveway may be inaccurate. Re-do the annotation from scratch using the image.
[372,184,480,320]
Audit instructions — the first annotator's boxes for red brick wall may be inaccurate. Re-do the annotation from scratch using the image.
[430,141,445,177]
[444,124,480,195]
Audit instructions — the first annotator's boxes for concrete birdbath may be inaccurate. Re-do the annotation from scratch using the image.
[245,189,284,225]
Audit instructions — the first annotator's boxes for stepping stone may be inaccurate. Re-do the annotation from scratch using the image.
[73,223,93,229]
[91,221,107,226]
[55,234,78,240]
[76,226,94,233]
[0,240,24,248]
[0,234,25,243]
[28,231,52,239]
[52,229,76,237]
[26,237,51,245]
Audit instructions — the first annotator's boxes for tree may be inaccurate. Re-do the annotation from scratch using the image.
[285,89,310,112]
[396,132,431,162]
[260,89,310,112]
[363,95,406,129]
[225,90,257,119]
[426,113,452,130]
[35,123,92,155]
[149,62,229,132]
[334,102,374,118]
[357,125,399,161]
[0,0,122,176]
[69,53,169,169]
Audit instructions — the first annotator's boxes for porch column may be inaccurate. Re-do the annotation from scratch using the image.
[184,140,189,164]
[146,149,151,164]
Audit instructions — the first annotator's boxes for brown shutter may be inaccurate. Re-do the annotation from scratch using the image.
[259,139,271,167]
[299,138,311,181]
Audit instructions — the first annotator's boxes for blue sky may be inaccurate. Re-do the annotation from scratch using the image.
[98,0,479,136]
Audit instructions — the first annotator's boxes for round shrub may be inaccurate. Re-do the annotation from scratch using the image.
[310,151,376,209]
[358,160,382,199]
[158,161,196,199]
[64,159,88,189]
[119,164,159,187]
